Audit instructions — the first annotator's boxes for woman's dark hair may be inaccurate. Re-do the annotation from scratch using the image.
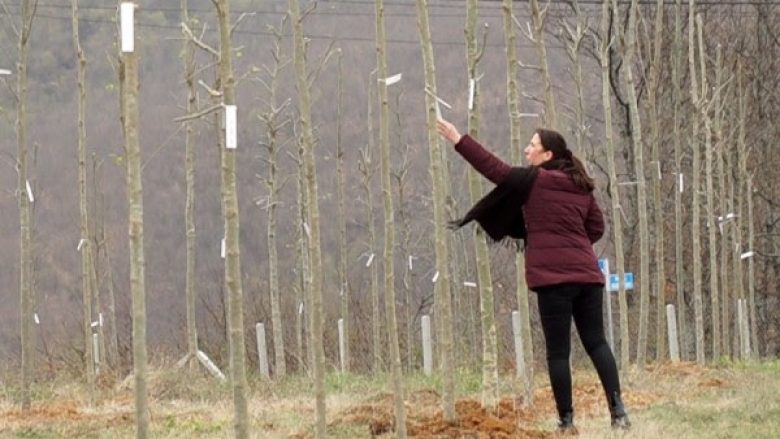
[535,128,595,192]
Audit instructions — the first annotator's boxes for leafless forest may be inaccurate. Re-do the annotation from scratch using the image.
[0,0,778,424]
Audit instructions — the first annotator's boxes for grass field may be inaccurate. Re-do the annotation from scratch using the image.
[1,359,778,438]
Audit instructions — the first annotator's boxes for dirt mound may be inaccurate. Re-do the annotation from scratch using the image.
[330,381,660,438]
[0,400,134,431]
[332,395,552,438]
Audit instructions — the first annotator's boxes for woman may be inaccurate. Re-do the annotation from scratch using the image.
[436,118,630,432]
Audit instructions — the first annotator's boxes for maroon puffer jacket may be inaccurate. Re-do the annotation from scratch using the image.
[455,134,605,289]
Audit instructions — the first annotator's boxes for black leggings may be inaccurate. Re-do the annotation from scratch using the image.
[535,283,621,417]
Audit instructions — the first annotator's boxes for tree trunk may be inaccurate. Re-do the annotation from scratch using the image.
[529,0,558,129]
[215,1,249,436]
[17,0,35,411]
[647,0,666,362]
[261,24,288,379]
[671,0,689,361]
[375,0,407,433]
[414,0,456,422]
[714,45,730,359]
[465,0,499,411]
[688,2,706,365]
[119,6,149,436]
[71,0,95,402]
[503,0,534,405]
[620,0,651,367]
[289,0,327,434]
[735,63,756,357]
[698,16,720,361]
[180,0,199,371]
[360,71,382,373]
[601,0,629,370]
[563,1,588,164]
[336,50,350,373]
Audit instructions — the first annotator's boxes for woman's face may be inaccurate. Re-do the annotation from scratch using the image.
[524,133,553,166]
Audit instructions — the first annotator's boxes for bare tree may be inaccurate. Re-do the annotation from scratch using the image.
[688,3,706,365]
[698,15,721,360]
[671,0,689,361]
[561,0,588,163]
[289,0,327,434]
[179,0,199,372]
[335,48,350,373]
[465,0,499,411]
[257,17,291,379]
[119,2,149,436]
[214,0,249,435]
[714,45,730,358]
[415,0,456,423]
[71,0,95,403]
[599,0,630,370]
[618,0,651,366]
[646,0,666,362]
[359,70,382,373]
[503,0,534,406]
[374,0,407,433]
[528,0,558,129]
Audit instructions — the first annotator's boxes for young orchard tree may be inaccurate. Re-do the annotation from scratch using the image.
[465,0,499,410]
[118,2,149,436]
[374,0,407,432]
[358,70,382,373]
[617,0,651,366]
[671,0,689,360]
[688,2,706,365]
[527,0,558,129]
[289,0,327,434]
[598,0,630,370]
[71,0,95,403]
[214,0,249,435]
[698,16,721,360]
[502,0,534,406]
[415,0,456,423]
[645,0,667,361]
[257,17,291,378]
[335,48,351,372]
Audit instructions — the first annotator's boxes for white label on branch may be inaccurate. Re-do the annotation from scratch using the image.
[679,173,684,193]
[120,3,135,53]
[299,302,304,315]
[365,253,375,268]
[303,222,311,238]
[77,239,86,252]
[220,238,226,259]
[463,281,477,288]
[381,73,402,85]
[408,255,414,271]
[424,88,452,110]
[740,251,754,260]
[431,271,439,283]
[91,320,99,328]
[225,105,237,149]
[26,180,33,203]
[468,78,475,111]
[34,313,40,325]
[99,313,104,327]
[0,69,11,75]
[656,161,662,180]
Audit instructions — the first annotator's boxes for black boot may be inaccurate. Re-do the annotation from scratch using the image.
[608,392,631,430]
[557,410,577,434]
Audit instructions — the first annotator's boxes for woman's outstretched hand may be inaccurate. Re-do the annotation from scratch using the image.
[436,118,462,145]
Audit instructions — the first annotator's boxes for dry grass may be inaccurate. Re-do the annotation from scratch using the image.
[1,360,778,438]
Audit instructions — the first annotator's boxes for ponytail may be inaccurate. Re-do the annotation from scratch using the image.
[534,128,595,192]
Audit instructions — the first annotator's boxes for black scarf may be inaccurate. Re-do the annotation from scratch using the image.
[450,158,570,244]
